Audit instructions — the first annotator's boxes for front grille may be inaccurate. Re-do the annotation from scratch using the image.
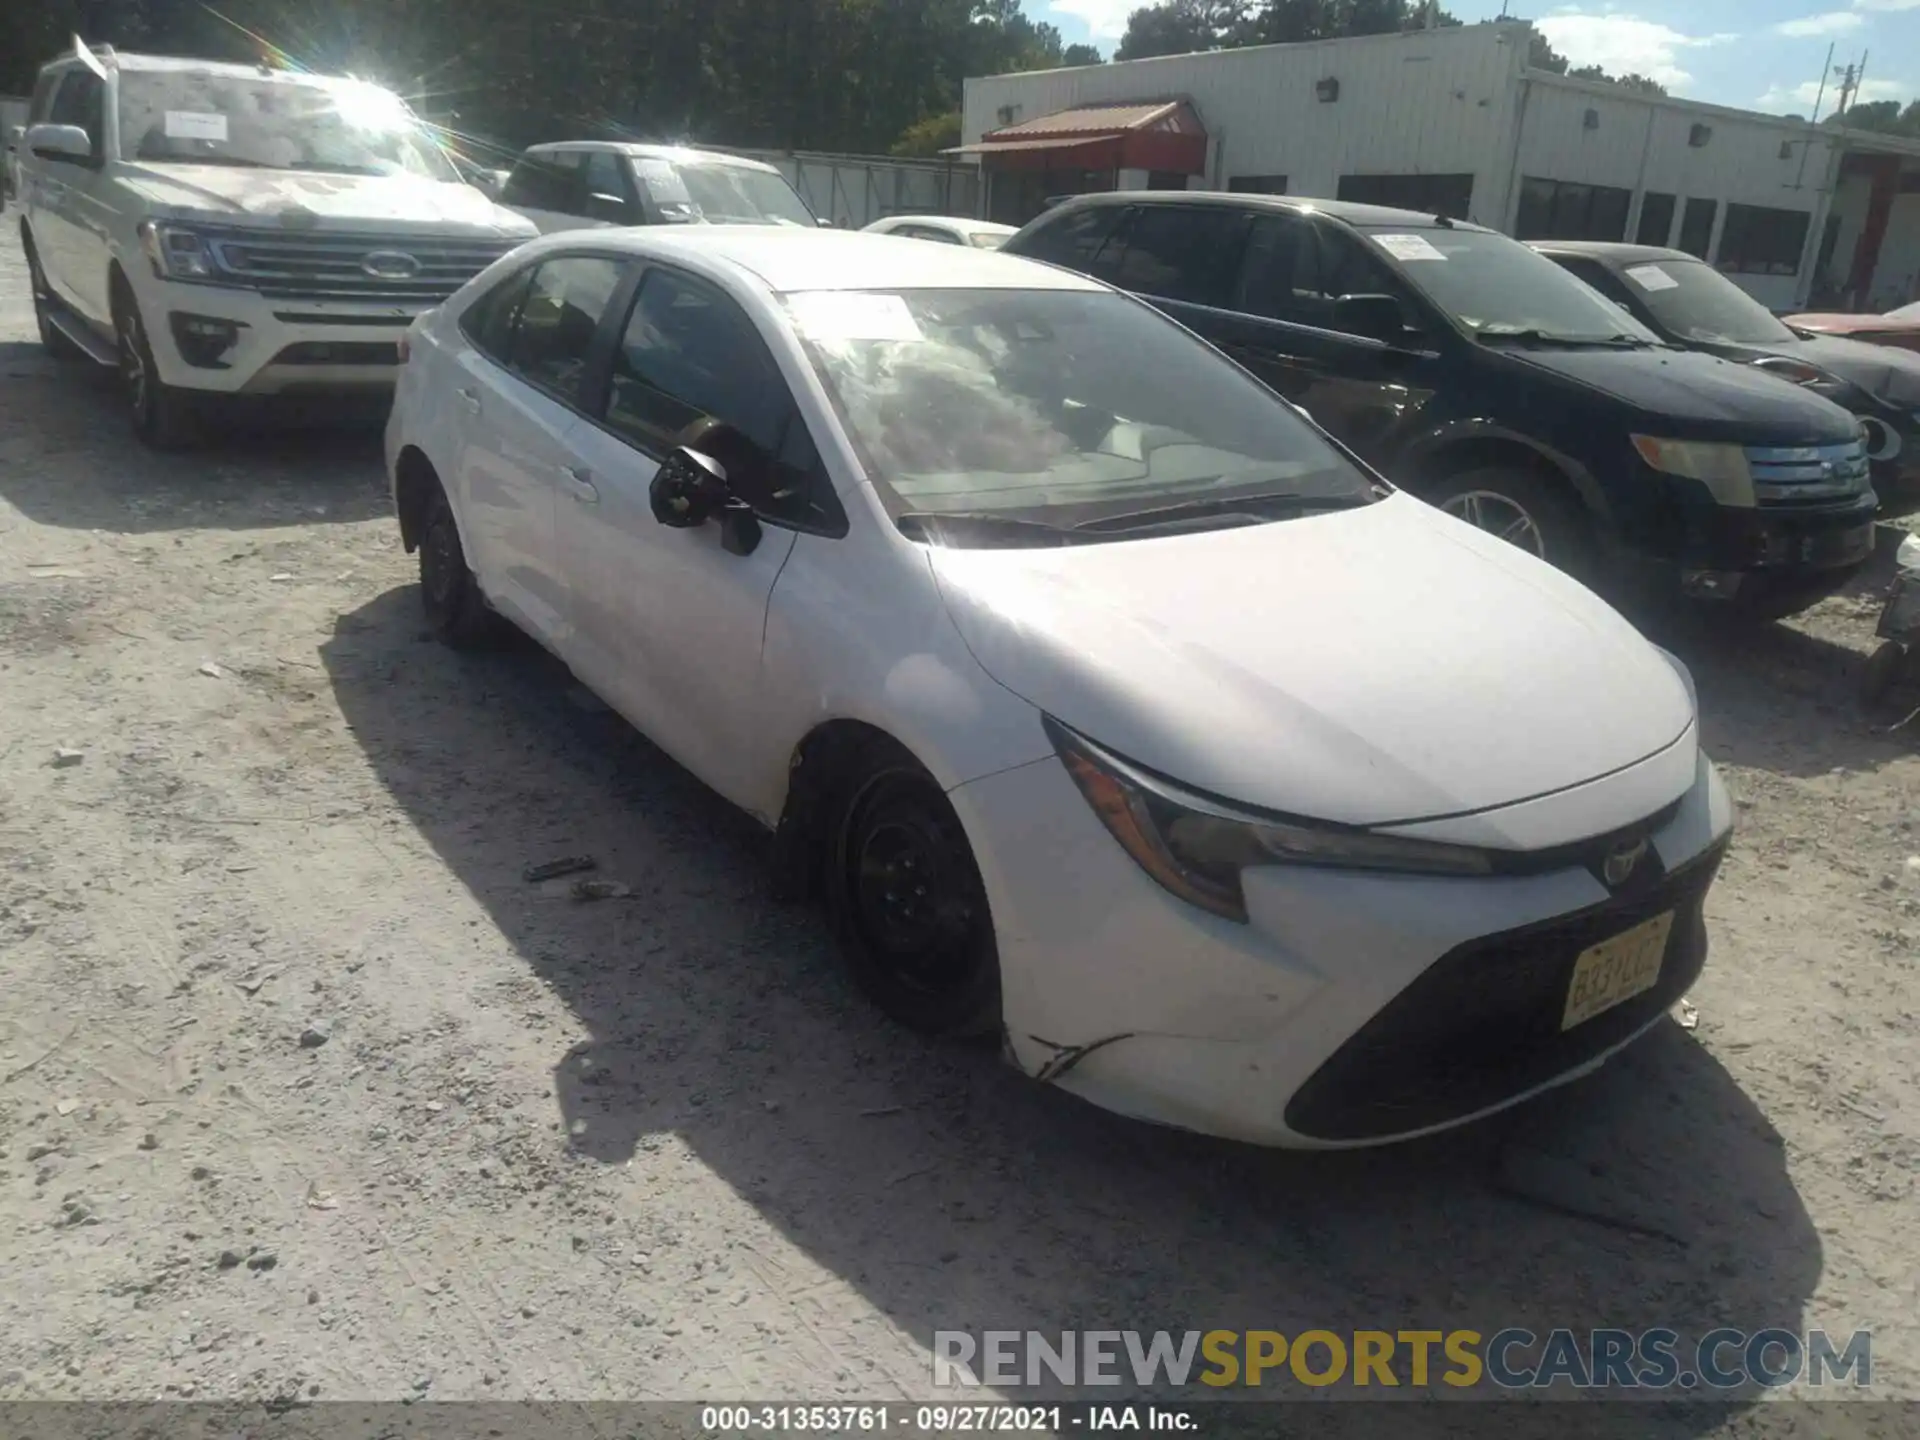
[1283,838,1728,1142]
[1745,440,1871,505]
[203,231,516,303]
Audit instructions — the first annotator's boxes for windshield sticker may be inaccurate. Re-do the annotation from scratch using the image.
[1624,263,1679,292]
[1373,233,1447,262]
[163,111,229,142]
[633,159,691,204]
[788,292,923,343]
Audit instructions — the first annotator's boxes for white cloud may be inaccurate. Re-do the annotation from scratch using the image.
[1851,0,1920,12]
[1756,76,1908,109]
[1047,0,1139,40]
[1533,15,1730,90]
[1777,10,1865,35]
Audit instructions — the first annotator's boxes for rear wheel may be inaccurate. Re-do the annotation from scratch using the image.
[419,486,499,649]
[825,744,1001,1039]
[115,290,198,450]
[1424,467,1591,577]
[23,233,81,361]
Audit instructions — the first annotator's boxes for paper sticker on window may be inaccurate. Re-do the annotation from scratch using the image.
[1625,263,1679,292]
[633,159,691,205]
[164,111,229,142]
[1373,233,1447,262]
[788,292,923,343]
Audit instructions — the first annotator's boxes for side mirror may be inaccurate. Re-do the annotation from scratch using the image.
[26,123,94,165]
[649,447,762,555]
[585,191,632,225]
[1332,293,1409,344]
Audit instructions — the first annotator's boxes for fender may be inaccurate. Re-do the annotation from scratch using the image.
[1393,418,1618,538]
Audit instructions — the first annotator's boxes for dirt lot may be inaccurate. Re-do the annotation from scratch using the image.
[0,230,1916,1431]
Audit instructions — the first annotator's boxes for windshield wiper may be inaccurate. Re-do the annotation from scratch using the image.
[1477,327,1653,349]
[894,511,1087,546]
[1072,490,1373,534]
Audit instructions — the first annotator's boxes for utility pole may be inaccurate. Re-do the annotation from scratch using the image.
[1790,40,1836,192]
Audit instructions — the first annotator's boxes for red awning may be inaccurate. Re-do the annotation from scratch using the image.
[946,99,1209,174]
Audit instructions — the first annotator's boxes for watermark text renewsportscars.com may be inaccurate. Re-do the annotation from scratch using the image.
[933,1328,1873,1392]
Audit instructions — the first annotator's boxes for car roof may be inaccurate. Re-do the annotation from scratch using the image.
[1527,239,1697,266]
[885,215,1016,233]
[1042,190,1495,233]
[44,50,353,80]
[525,141,781,176]
[523,226,1108,294]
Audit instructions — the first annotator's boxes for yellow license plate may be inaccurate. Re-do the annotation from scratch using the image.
[1561,911,1674,1031]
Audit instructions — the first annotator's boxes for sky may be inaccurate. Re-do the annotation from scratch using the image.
[1034,1,1919,117]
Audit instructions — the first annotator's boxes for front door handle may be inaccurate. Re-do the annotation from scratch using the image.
[560,465,599,504]
[456,387,482,414]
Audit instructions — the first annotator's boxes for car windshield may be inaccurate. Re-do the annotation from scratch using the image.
[1886,301,1920,322]
[116,70,457,182]
[1614,257,1797,345]
[789,287,1378,540]
[1363,225,1659,344]
[636,157,814,226]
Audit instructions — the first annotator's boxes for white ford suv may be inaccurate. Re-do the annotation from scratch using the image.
[16,44,537,447]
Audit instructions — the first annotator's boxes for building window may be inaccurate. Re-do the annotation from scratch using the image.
[1145,170,1190,190]
[1335,173,1474,218]
[1636,192,1676,247]
[1514,176,1631,242]
[1228,175,1288,195]
[1677,197,1717,259]
[1717,204,1811,276]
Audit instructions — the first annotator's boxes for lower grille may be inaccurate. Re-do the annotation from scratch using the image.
[271,341,401,367]
[1284,839,1728,1142]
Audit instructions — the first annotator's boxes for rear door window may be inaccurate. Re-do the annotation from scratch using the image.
[581,150,637,221]
[1234,212,1320,322]
[502,151,583,213]
[1103,206,1251,305]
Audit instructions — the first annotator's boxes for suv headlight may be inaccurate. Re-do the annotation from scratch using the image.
[1631,435,1755,508]
[136,220,218,282]
[1046,718,1492,924]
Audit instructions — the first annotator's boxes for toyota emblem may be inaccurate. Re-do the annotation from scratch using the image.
[361,249,422,281]
[1602,838,1649,888]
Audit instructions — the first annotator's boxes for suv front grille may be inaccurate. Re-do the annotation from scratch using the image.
[203,231,518,303]
[1745,440,1871,505]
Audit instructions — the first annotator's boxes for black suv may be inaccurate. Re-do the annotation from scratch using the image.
[1533,240,1920,499]
[1004,193,1877,617]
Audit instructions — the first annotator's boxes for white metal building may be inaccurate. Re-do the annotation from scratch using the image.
[958,21,1920,312]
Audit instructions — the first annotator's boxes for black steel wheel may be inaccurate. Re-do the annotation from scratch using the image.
[827,749,1000,1038]
[419,486,499,649]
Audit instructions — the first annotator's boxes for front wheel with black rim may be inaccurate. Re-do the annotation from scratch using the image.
[24,236,81,361]
[419,487,500,649]
[116,295,198,450]
[826,747,1001,1039]
[1424,467,1591,578]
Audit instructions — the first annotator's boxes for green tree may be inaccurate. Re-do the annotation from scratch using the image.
[891,109,961,155]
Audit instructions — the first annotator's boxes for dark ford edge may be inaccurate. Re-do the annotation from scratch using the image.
[1004,193,1877,618]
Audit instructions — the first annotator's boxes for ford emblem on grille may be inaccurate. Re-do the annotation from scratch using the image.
[361,250,422,281]
[1602,838,1649,888]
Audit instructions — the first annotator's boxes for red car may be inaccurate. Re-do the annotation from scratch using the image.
[1785,302,1920,354]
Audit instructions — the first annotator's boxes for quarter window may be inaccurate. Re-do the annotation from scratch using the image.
[504,256,626,402]
[461,264,537,361]
[606,267,839,531]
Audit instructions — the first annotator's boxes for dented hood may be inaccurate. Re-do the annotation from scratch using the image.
[121,163,536,238]
[930,493,1694,826]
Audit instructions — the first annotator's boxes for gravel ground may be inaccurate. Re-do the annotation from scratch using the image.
[0,228,1915,1432]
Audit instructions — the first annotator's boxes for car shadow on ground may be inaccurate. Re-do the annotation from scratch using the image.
[0,342,391,534]
[324,586,1823,1430]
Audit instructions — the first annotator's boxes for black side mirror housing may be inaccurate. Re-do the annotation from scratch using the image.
[648,446,762,555]
[1333,293,1409,344]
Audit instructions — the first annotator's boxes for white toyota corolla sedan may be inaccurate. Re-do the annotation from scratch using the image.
[385,227,1733,1148]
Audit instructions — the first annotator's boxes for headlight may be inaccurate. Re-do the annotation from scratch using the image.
[136,220,217,281]
[1630,435,1755,508]
[1046,718,1492,924]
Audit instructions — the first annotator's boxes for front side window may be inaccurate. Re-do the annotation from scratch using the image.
[115,70,456,180]
[49,70,104,158]
[505,256,626,401]
[607,267,835,529]
[502,151,582,211]
[1615,256,1796,345]
[1010,205,1124,272]
[788,287,1379,540]
[1357,225,1657,344]
[29,69,63,124]
[1104,206,1251,306]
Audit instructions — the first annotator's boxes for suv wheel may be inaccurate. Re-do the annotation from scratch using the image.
[24,236,81,361]
[1426,467,1589,576]
[116,294,197,450]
